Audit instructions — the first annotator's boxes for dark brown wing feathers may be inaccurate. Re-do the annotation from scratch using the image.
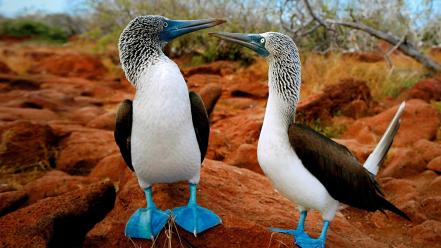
[289,123,409,220]
[189,91,210,162]
[114,99,134,171]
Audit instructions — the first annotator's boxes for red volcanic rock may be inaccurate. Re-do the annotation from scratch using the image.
[0,181,116,248]
[410,220,441,246]
[0,184,16,193]
[187,74,221,90]
[183,60,239,77]
[380,148,426,178]
[340,99,369,119]
[56,130,118,175]
[403,77,441,102]
[427,156,441,172]
[0,120,57,174]
[427,176,441,197]
[226,143,263,174]
[85,160,387,248]
[207,108,264,161]
[0,106,59,122]
[231,80,268,99]
[29,53,108,79]
[413,139,441,163]
[23,50,55,61]
[342,52,384,63]
[68,106,106,125]
[0,60,15,74]
[198,83,222,115]
[0,190,27,216]
[48,120,99,137]
[89,154,132,188]
[23,170,93,204]
[343,99,440,147]
[222,97,259,110]
[297,78,372,123]
[421,197,441,221]
[430,47,441,56]
[86,112,116,130]
[2,89,75,112]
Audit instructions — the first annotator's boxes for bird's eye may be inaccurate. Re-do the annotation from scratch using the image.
[260,38,265,44]
[163,22,168,28]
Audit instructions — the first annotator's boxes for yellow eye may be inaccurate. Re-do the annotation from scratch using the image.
[260,38,265,44]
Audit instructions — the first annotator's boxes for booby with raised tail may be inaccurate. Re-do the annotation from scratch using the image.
[210,31,409,247]
[115,16,224,240]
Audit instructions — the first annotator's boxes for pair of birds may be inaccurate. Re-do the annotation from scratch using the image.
[115,15,408,247]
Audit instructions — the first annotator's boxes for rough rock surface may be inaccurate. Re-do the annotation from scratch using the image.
[402,77,441,102]
[29,53,108,79]
[0,120,57,185]
[342,99,440,147]
[1,45,441,248]
[23,170,93,204]
[0,181,116,248]
[85,160,394,248]
[0,190,27,216]
[296,78,372,123]
[56,129,118,175]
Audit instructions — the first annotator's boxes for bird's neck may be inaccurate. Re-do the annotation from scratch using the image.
[262,52,302,134]
[120,38,164,84]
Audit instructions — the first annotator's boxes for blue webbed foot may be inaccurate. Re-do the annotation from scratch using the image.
[125,187,171,240]
[125,206,170,239]
[270,211,329,248]
[294,234,325,248]
[172,183,221,236]
[173,204,221,235]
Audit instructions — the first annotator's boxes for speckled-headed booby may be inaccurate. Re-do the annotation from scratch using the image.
[115,16,225,240]
[210,31,409,248]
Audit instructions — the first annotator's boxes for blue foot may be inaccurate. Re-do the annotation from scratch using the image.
[172,183,221,235]
[125,187,171,240]
[294,235,325,248]
[270,211,329,248]
[125,206,170,239]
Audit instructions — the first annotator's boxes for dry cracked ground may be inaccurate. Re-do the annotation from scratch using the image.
[0,41,441,248]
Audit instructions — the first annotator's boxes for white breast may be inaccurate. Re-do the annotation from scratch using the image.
[257,94,339,220]
[131,56,201,188]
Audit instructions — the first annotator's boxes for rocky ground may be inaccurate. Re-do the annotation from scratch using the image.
[0,41,440,248]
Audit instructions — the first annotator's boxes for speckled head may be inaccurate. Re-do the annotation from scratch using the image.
[209,31,301,108]
[119,15,225,84]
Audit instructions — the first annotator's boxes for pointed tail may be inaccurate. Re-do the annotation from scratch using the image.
[364,102,406,176]
[380,196,411,221]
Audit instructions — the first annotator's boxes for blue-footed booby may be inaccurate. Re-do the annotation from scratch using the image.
[115,16,225,240]
[210,31,409,248]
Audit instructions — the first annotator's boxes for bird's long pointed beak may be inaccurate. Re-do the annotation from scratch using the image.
[160,19,225,42]
[209,32,269,57]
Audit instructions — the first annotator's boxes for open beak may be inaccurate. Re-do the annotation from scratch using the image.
[160,19,226,42]
[209,32,269,57]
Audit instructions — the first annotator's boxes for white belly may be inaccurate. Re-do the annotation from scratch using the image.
[257,95,339,220]
[130,58,200,188]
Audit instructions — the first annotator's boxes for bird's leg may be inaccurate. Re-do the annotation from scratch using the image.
[125,187,171,240]
[294,220,330,248]
[172,183,221,236]
[296,210,307,231]
[270,210,308,238]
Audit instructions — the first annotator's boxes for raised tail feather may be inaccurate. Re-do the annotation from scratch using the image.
[380,196,411,221]
[364,102,406,176]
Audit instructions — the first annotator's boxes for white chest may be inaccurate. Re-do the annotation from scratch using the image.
[130,57,200,187]
[257,95,338,218]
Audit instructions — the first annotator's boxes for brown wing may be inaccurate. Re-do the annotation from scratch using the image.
[114,99,133,171]
[289,123,409,220]
[189,91,209,162]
